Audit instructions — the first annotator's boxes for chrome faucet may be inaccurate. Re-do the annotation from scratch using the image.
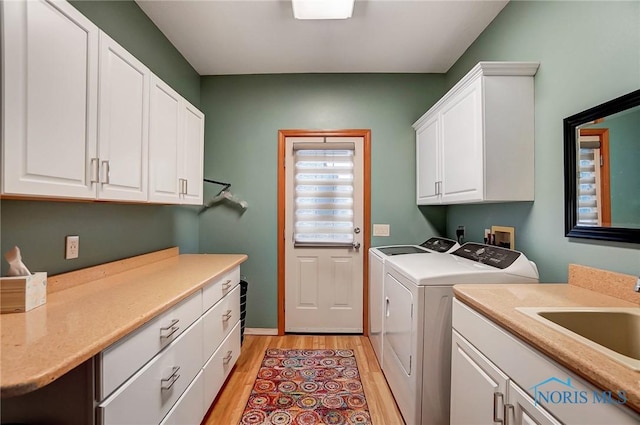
[635,277,640,292]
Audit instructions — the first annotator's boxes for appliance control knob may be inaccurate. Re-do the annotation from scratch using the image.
[476,248,485,255]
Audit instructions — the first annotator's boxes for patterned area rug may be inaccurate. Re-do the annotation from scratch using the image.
[240,348,372,425]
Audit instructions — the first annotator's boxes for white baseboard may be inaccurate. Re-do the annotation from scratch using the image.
[244,327,278,336]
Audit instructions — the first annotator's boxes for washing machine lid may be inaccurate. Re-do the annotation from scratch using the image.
[386,243,539,285]
[375,245,430,256]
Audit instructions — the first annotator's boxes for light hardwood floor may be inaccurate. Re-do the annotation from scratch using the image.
[202,335,405,425]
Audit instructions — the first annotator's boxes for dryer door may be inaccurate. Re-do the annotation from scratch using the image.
[383,272,413,375]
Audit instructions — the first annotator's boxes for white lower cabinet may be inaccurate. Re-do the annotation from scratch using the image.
[98,290,202,400]
[451,299,640,425]
[203,321,242,405]
[451,330,559,425]
[96,265,242,425]
[98,318,203,425]
[203,284,241,361]
[159,370,205,425]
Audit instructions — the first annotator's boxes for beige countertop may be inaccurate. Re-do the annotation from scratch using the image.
[453,264,640,414]
[0,251,247,398]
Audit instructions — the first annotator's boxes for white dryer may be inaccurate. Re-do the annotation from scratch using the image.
[368,237,459,366]
[382,242,539,425]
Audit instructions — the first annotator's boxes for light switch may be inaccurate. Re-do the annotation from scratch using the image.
[373,224,390,237]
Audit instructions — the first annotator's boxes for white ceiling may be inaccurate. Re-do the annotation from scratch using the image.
[135,0,509,76]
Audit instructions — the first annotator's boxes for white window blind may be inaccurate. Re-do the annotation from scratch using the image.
[577,135,603,226]
[294,148,354,246]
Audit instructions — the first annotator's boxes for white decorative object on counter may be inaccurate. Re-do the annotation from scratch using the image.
[0,272,47,314]
[413,61,539,205]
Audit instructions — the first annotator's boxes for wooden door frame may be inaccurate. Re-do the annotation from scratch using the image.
[277,129,371,336]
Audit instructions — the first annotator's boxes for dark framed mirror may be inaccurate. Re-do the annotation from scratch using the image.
[564,89,640,243]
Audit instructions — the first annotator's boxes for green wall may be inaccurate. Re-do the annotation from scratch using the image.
[0,1,201,276]
[70,0,200,106]
[198,74,447,328]
[3,0,639,327]
[596,111,640,226]
[443,0,640,281]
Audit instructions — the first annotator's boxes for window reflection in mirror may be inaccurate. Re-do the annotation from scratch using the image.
[563,89,640,244]
[577,105,640,229]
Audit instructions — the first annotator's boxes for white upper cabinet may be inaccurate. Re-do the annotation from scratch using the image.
[416,114,440,204]
[181,103,205,205]
[413,62,539,205]
[149,76,182,203]
[1,0,204,204]
[2,0,99,199]
[148,76,204,205]
[97,32,150,202]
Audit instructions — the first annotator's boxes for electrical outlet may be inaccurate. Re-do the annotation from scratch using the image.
[373,224,390,237]
[65,235,79,259]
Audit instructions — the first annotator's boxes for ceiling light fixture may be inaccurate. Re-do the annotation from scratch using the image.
[292,0,355,20]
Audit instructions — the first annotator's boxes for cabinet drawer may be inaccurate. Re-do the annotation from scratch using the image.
[203,320,241,409]
[202,266,240,312]
[159,370,204,425]
[98,318,203,425]
[203,284,240,361]
[98,290,202,400]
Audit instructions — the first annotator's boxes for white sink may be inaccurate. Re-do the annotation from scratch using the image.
[517,306,640,370]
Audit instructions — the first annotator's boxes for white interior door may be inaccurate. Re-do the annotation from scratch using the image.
[284,136,364,333]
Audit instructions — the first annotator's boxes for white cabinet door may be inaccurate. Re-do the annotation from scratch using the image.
[149,76,182,203]
[450,330,509,425]
[148,76,204,205]
[181,102,204,205]
[2,0,98,199]
[97,32,149,201]
[440,78,484,203]
[506,381,562,425]
[416,114,440,205]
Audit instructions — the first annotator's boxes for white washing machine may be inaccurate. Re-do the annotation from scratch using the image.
[382,242,539,425]
[368,237,459,367]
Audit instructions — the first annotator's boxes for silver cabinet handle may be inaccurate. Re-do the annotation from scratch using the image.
[435,181,438,196]
[183,179,188,195]
[161,366,181,390]
[223,350,233,365]
[222,280,232,290]
[493,392,504,424]
[503,403,514,425]
[160,318,180,339]
[385,297,390,317]
[101,160,110,184]
[222,309,232,322]
[90,158,99,183]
